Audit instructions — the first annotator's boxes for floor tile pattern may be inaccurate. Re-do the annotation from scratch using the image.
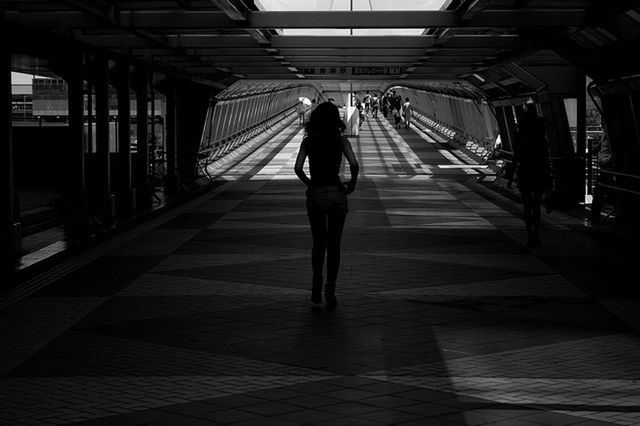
[0,116,637,425]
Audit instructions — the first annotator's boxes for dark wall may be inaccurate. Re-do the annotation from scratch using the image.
[12,126,69,189]
[176,81,216,183]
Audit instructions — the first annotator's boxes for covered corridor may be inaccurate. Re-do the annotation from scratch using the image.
[2,1,640,425]
[1,117,638,425]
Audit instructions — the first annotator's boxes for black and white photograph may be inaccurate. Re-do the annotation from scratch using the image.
[1,0,639,424]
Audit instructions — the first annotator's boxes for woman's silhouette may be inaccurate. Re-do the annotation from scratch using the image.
[294,102,359,309]
[516,104,551,247]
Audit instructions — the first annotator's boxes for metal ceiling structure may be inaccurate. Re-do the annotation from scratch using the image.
[3,0,640,98]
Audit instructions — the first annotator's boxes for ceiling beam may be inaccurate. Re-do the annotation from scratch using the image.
[270,35,522,50]
[211,0,272,45]
[250,10,589,29]
[60,0,118,23]
[456,0,497,22]
[12,9,591,30]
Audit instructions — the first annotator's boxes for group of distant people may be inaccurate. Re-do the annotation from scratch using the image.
[354,90,414,130]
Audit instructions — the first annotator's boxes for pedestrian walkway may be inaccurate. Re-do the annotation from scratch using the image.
[0,117,638,426]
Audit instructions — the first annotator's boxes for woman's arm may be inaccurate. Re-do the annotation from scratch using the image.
[342,137,359,194]
[294,140,311,187]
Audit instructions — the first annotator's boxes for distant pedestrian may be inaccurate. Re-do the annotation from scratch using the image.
[393,91,402,111]
[393,108,402,129]
[363,91,371,114]
[515,104,551,247]
[296,100,306,126]
[381,93,390,118]
[402,98,413,128]
[357,103,365,130]
[371,93,379,117]
[294,102,359,310]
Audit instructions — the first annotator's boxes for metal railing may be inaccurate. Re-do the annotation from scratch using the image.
[596,170,640,196]
[413,108,494,160]
[197,104,296,170]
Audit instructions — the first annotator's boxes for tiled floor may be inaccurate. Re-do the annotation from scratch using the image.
[1,116,638,425]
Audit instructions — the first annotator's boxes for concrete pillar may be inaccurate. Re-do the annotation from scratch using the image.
[165,77,179,195]
[1,47,18,270]
[496,106,517,154]
[95,52,112,226]
[135,67,151,208]
[117,60,133,216]
[540,95,582,205]
[576,71,587,198]
[64,50,89,245]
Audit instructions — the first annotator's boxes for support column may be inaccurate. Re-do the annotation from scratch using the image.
[135,67,150,208]
[95,52,112,226]
[117,60,133,216]
[165,77,179,195]
[576,71,587,199]
[496,105,518,153]
[1,46,18,270]
[540,95,582,205]
[64,50,89,245]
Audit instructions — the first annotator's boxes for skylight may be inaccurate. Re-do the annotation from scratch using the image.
[255,0,449,35]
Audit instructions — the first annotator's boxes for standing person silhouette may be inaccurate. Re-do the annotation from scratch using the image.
[294,102,359,310]
[402,97,413,129]
[296,100,306,126]
[515,104,551,247]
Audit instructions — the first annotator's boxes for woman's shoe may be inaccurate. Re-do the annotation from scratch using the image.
[325,293,337,310]
[527,234,540,248]
[311,286,322,304]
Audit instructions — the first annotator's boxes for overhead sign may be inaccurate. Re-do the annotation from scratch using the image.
[298,66,403,76]
[352,66,403,76]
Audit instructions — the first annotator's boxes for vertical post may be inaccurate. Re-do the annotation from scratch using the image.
[350,0,353,35]
[117,60,132,216]
[95,52,112,226]
[0,45,17,270]
[501,106,518,153]
[165,76,179,195]
[135,66,150,208]
[576,71,587,200]
[540,95,581,205]
[150,79,156,183]
[87,78,93,153]
[65,50,89,245]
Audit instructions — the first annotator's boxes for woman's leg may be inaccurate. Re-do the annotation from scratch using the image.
[521,191,533,237]
[325,209,347,308]
[531,192,542,241]
[307,208,327,302]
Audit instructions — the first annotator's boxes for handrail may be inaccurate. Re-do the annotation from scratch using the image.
[414,109,494,158]
[197,104,296,168]
[597,182,640,197]
[595,169,640,197]
[217,82,324,102]
[199,104,295,157]
[599,169,640,180]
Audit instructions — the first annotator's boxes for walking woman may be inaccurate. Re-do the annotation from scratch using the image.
[402,97,413,128]
[294,102,359,309]
[516,104,551,247]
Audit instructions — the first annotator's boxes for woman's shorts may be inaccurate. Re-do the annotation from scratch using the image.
[306,186,348,214]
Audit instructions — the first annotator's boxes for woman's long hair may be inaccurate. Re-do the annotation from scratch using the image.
[304,101,346,140]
